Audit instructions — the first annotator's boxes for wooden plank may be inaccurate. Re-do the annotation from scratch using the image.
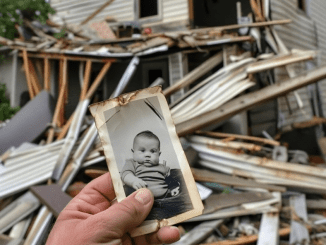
[44,58,50,91]
[246,51,317,74]
[186,205,277,222]
[28,60,41,95]
[22,50,35,99]
[47,58,68,143]
[163,52,223,97]
[196,131,280,146]
[57,61,110,139]
[204,192,273,214]
[84,62,111,100]
[191,168,286,192]
[18,52,117,63]
[80,0,115,25]
[173,220,224,245]
[257,212,280,245]
[130,37,172,54]
[200,227,290,245]
[306,199,326,209]
[58,59,68,127]
[190,135,263,152]
[80,60,92,100]
[176,65,326,136]
[163,19,292,37]
[289,194,310,245]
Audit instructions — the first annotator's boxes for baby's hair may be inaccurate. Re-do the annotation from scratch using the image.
[133,130,160,149]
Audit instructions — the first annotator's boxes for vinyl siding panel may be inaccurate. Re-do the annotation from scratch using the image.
[271,0,316,128]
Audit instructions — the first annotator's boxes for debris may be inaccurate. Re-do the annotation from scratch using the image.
[1,3,326,244]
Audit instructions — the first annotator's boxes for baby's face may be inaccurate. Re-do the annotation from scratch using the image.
[132,137,160,167]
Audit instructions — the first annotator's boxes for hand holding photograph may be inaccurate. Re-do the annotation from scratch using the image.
[89,86,203,237]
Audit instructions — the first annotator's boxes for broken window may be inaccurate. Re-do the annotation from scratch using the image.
[138,0,159,19]
[298,0,306,12]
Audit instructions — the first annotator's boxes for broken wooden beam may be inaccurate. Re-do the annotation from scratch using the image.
[246,51,317,74]
[44,57,50,91]
[47,58,68,144]
[163,52,223,97]
[176,65,326,136]
[200,227,291,245]
[22,49,35,99]
[191,168,286,192]
[196,131,280,146]
[80,0,115,25]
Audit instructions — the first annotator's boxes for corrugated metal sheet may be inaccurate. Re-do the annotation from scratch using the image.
[270,0,316,128]
[305,0,326,117]
[50,0,134,25]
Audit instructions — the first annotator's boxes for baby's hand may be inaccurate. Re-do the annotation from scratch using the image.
[132,178,148,190]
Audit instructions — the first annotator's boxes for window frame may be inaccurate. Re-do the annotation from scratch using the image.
[134,0,163,24]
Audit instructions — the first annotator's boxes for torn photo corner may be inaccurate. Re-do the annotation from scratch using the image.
[88,86,203,237]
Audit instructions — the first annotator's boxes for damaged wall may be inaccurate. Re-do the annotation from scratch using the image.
[50,0,190,31]
[271,0,317,129]
[50,0,134,25]
[305,0,326,118]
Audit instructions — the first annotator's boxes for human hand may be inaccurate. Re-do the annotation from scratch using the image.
[132,177,148,190]
[46,172,180,245]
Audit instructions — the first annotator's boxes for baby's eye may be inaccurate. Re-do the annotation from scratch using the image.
[141,150,145,152]
[151,150,156,153]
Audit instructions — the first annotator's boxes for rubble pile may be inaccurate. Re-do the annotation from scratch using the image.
[2,2,326,245]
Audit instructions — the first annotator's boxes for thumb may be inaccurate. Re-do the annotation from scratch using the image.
[88,188,154,239]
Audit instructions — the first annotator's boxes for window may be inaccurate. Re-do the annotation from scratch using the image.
[140,0,158,18]
[136,0,162,23]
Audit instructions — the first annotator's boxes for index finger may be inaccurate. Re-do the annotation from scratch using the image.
[66,172,116,213]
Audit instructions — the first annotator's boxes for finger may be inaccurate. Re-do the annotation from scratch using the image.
[145,226,180,244]
[60,172,115,217]
[84,188,154,239]
[140,182,147,188]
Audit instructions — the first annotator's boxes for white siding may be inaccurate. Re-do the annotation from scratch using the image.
[50,0,134,25]
[161,0,189,24]
[50,0,189,27]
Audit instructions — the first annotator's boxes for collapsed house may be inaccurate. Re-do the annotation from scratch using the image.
[2,0,326,244]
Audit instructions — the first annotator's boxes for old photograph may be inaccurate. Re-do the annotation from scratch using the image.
[89,86,203,235]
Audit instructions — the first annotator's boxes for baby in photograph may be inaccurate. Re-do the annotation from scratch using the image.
[121,130,180,199]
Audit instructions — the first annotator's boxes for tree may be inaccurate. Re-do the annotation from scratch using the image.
[0,0,55,40]
[0,84,20,121]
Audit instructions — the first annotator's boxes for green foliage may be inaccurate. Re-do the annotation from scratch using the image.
[0,83,20,121]
[0,0,56,40]
[53,27,66,39]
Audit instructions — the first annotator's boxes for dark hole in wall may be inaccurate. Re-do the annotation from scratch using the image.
[298,0,305,11]
[193,0,252,27]
[279,127,321,155]
[140,0,158,18]
[148,69,163,85]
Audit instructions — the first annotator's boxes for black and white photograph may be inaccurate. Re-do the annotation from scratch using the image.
[89,86,203,235]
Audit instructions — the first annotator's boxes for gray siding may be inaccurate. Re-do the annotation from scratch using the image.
[271,0,317,128]
[306,0,326,117]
